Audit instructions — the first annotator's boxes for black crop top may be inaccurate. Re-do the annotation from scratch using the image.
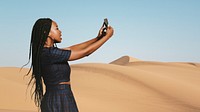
[40,47,71,85]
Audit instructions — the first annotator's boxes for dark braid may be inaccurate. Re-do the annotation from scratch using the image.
[22,18,52,108]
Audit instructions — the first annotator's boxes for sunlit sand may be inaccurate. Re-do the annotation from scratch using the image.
[1,56,200,112]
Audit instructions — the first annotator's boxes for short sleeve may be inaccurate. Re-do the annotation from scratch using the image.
[50,47,71,63]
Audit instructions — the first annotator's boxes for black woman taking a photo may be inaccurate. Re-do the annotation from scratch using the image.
[23,18,114,112]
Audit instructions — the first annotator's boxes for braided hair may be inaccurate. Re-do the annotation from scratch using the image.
[23,18,52,107]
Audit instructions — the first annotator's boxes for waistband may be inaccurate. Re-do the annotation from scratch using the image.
[46,84,71,91]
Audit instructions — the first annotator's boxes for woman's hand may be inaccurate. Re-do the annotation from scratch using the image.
[105,26,114,38]
[97,25,114,39]
[97,26,104,39]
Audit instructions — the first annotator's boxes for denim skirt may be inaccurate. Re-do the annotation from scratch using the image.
[41,84,79,112]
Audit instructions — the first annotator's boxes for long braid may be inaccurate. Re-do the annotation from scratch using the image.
[22,18,52,108]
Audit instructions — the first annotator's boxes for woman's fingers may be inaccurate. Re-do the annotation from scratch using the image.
[106,26,114,37]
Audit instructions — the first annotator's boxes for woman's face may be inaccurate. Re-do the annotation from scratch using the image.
[48,21,62,43]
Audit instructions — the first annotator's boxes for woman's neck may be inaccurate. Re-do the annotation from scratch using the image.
[44,37,54,47]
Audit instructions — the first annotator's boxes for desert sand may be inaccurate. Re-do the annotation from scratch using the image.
[1,56,200,112]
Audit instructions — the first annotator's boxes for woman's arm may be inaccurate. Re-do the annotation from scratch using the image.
[63,37,99,51]
[62,26,104,51]
[67,26,114,61]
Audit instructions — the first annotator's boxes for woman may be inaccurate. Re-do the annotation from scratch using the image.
[24,18,114,112]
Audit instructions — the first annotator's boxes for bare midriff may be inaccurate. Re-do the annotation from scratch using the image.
[59,81,71,85]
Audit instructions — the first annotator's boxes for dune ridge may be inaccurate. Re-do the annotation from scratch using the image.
[71,63,200,110]
[1,56,200,112]
[109,55,141,65]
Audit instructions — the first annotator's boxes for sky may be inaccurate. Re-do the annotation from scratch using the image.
[0,0,200,67]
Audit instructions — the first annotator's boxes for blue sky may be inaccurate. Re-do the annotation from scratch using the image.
[0,0,200,67]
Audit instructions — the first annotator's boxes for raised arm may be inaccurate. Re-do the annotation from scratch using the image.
[66,26,114,61]
[63,25,104,51]
[63,37,99,51]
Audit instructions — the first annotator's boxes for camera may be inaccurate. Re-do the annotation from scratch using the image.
[102,18,109,35]
[104,18,109,28]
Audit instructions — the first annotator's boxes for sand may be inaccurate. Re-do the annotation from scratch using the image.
[0,56,200,112]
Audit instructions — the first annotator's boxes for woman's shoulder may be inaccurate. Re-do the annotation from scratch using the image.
[42,47,57,55]
[42,47,69,55]
[41,47,71,62]
[43,47,58,51]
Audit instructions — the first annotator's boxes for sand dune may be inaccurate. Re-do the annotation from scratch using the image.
[0,109,35,112]
[0,67,36,112]
[109,55,141,65]
[1,56,200,112]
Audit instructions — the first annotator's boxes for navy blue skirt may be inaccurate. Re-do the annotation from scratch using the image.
[41,84,79,112]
